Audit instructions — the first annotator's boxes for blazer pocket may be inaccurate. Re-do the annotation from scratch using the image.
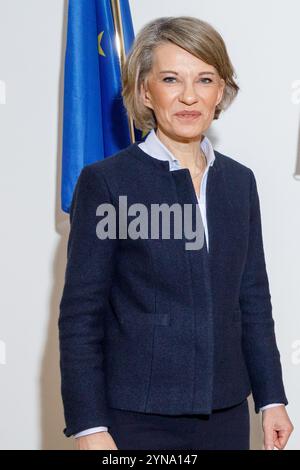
[120,309,171,327]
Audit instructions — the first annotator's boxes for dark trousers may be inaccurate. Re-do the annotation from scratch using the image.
[108,399,250,450]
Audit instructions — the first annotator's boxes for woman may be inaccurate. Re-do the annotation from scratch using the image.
[59,16,293,450]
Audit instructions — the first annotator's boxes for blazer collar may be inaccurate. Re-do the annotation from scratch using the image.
[128,140,220,175]
[140,128,216,170]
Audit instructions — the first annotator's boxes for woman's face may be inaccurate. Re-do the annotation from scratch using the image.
[141,42,225,141]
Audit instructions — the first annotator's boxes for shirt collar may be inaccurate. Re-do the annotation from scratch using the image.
[141,128,216,171]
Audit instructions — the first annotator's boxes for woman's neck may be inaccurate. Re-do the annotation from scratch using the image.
[155,127,207,173]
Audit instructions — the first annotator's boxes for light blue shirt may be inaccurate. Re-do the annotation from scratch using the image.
[74,129,283,438]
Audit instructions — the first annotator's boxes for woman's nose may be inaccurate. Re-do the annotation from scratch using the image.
[179,82,199,104]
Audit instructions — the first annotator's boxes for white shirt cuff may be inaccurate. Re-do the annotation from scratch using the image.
[74,426,108,438]
[259,403,285,412]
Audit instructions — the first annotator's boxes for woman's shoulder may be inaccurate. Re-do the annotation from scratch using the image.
[80,143,140,181]
[83,144,132,171]
[213,148,254,179]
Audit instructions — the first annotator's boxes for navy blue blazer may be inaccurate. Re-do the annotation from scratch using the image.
[59,141,288,437]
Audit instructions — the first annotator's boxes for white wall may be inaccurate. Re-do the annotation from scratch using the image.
[0,0,299,449]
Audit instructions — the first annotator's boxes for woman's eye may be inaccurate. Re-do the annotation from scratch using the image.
[163,77,213,84]
[163,77,177,83]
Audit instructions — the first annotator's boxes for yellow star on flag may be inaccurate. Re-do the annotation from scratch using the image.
[98,31,106,56]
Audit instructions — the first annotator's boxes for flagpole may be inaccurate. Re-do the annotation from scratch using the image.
[111,0,136,143]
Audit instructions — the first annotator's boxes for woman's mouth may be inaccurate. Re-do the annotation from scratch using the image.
[174,112,202,120]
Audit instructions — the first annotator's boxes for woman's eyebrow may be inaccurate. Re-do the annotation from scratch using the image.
[159,70,216,75]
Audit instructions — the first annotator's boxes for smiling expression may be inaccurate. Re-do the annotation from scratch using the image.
[141,42,225,142]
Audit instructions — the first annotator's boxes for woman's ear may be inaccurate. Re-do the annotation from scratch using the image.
[141,80,154,110]
[216,78,226,106]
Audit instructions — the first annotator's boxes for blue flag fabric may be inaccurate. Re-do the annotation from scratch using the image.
[61,0,141,213]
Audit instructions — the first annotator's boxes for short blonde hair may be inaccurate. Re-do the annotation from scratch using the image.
[121,16,239,132]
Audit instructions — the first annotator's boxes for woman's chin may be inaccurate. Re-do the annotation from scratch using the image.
[173,129,204,141]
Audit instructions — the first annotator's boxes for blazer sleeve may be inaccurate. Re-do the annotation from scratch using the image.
[58,165,118,436]
[239,170,288,413]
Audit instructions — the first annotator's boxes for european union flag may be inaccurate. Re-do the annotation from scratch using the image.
[61,0,141,213]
